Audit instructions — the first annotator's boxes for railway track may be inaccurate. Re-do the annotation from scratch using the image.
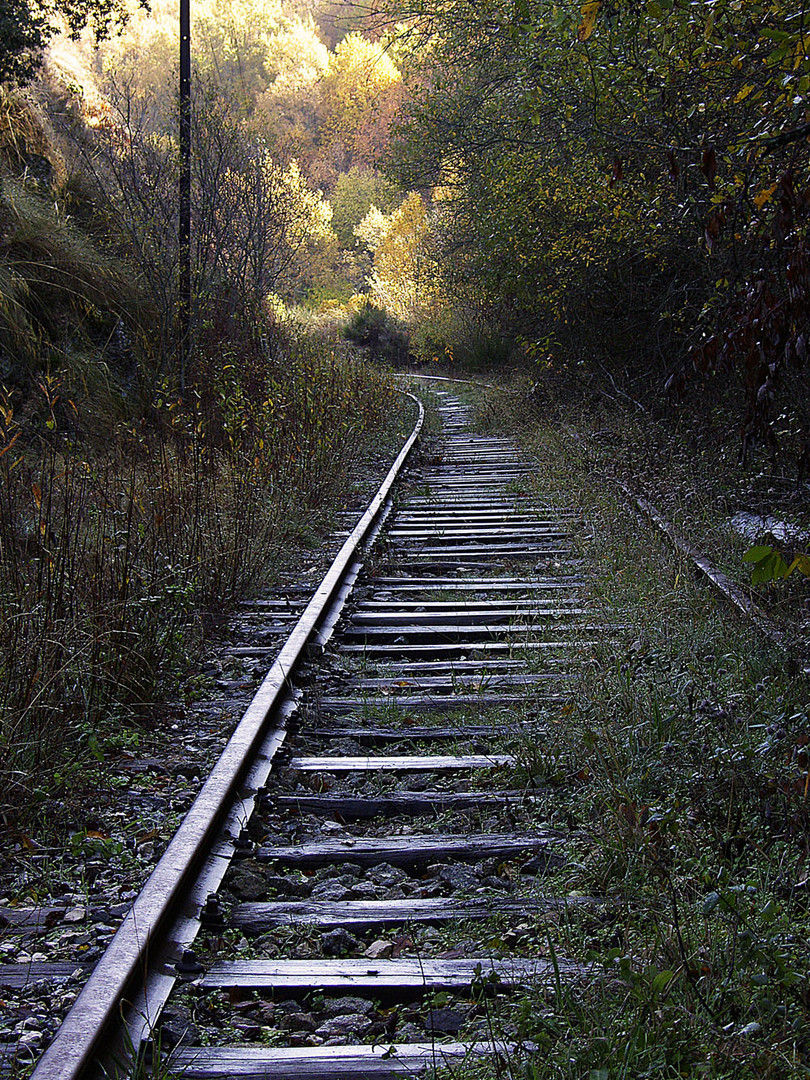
[24,385,597,1080]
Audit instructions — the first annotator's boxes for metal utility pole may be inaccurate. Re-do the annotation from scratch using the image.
[179,0,191,389]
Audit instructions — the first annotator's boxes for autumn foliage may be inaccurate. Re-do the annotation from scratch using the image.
[379,0,810,463]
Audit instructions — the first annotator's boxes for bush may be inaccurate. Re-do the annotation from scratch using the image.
[343,300,411,365]
[0,332,398,823]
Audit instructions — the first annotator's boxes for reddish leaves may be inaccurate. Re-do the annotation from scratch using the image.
[667,148,679,184]
[684,166,810,467]
[701,147,717,188]
[704,208,725,252]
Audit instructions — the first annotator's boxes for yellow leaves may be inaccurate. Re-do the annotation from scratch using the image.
[0,429,20,460]
[577,1,601,42]
[787,553,810,578]
[735,84,755,103]
[754,182,778,209]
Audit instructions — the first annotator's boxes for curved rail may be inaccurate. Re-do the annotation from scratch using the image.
[30,392,425,1080]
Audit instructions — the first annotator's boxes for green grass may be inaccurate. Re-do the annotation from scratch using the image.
[436,383,810,1078]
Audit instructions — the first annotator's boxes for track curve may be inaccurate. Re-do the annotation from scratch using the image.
[27,385,593,1080]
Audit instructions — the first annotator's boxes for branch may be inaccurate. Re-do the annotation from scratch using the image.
[759,122,810,154]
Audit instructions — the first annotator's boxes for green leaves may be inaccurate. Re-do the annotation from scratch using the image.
[743,544,810,584]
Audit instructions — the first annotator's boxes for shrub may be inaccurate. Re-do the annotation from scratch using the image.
[343,299,411,365]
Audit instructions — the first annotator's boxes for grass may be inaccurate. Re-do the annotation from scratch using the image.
[0,335,405,834]
[432,377,810,1077]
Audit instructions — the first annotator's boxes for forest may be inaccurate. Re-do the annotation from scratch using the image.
[3,0,810,430]
[1,0,808,837]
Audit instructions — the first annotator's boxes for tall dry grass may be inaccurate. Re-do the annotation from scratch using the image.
[0,336,397,819]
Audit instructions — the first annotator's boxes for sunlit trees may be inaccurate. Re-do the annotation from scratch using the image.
[54,0,406,191]
[364,190,435,322]
[254,16,328,153]
[0,0,146,84]
[331,165,401,248]
[86,79,338,374]
[37,0,417,328]
[195,0,332,134]
[193,0,284,104]
[73,0,177,100]
[315,32,402,183]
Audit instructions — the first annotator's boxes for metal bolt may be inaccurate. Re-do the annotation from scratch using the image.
[232,828,255,858]
[174,950,204,977]
[199,893,226,929]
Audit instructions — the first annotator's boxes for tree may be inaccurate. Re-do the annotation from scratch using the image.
[254,16,329,158]
[383,0,810,461]
[331,165,401,248]
[86,79,340,375]
[0,0,146,85]
[367,190,434,321]
[194,0,285,105]
[316,32,402,181]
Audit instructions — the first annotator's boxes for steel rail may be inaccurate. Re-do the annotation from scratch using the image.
[29,392,424,1080]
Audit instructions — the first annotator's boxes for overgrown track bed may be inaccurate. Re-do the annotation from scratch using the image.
[11,389,599,1080]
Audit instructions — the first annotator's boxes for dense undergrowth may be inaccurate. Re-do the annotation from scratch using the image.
[0,328,399,827]
[470,361,810,633]
[433,376,810,1078]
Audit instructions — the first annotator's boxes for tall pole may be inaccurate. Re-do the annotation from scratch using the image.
[179,0,191,390]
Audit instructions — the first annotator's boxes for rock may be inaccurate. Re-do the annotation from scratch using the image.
[329,739,362,756]
[481,875,513,891]
[321,996,375,1018]
[316,1014,373,1038]
[311,880,350,902]
[232,1020,261,1038]
[520,855,549,875]
[63,906,86,923]
[365,939,394,960]
[426,1008,467,1034]
[321,928,361,956]
[407,776,430,792]
[265,874,311,898]
[397,1022,425,1042]
[367,863,407,887]
[159,1017,201,1048]
[348,882,382,900]
[278,1012,317,1033]
[274,999,307,1014]
[437,864,478,891]
[418,882,445,899]
[227,868,267,901]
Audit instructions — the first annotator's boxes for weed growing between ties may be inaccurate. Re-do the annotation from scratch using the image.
[436,392,810,1078]
[0,336,401,831]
